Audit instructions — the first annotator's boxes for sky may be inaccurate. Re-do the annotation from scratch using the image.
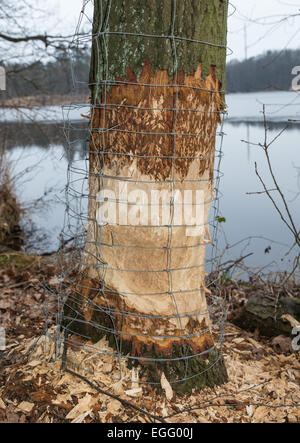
[45,0,300,61]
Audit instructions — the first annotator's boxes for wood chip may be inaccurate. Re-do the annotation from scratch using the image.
[0,398,6,410]
[107,399,122,415]
[161,372,173,401]
[17,402,34,414]
[66,394,93,421]
[125,388,142,397]
[281,314,300,328]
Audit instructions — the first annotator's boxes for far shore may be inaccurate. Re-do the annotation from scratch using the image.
[0,94,89,109]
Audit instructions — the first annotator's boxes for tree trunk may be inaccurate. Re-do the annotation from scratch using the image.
[65,0,229,393]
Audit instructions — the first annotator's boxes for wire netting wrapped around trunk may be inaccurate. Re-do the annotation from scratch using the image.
[57,0,229,393]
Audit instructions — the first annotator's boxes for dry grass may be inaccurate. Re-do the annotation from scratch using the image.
[0,149,23,251]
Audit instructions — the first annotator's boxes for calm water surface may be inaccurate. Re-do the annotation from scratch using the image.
[1,91,300,274]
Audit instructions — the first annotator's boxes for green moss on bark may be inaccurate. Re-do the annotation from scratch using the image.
[142,348,228,395]
[122,338,228,395]
[63,300,228,394]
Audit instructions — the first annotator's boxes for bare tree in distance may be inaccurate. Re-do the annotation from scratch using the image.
[229,1,300,62]
[242,107,300,282]
[0,0,91,107]
[0,0,83,63]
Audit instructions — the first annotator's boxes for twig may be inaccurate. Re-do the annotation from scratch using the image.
[218,253,254,274]
[2,281,29,290]
[246,189,277,195]
[41,236,76,257]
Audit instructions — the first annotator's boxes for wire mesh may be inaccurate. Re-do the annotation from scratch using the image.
[53,0,230,389]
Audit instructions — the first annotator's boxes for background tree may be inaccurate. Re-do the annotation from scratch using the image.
[227,49,300,92]
[0,0,90,105]
[0,0,73,61]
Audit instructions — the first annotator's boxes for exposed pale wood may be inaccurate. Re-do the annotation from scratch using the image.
[82,63,220,345]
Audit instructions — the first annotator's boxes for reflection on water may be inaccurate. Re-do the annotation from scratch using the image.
[219,120,300,274]
[1,120,88,252]
[1,118,300,274]
[1,120,88,158]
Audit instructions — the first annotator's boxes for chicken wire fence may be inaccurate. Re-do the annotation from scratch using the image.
[47,0,231,388]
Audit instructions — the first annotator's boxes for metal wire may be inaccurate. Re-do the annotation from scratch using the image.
[54,0,230,387]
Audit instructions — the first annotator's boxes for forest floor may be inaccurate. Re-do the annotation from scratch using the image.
[0,252,299,423]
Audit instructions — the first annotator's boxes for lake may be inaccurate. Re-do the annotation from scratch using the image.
[1,91,300,275]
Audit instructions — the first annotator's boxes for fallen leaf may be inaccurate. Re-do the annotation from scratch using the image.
[161,372,173,401]
[71,410,92,424]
